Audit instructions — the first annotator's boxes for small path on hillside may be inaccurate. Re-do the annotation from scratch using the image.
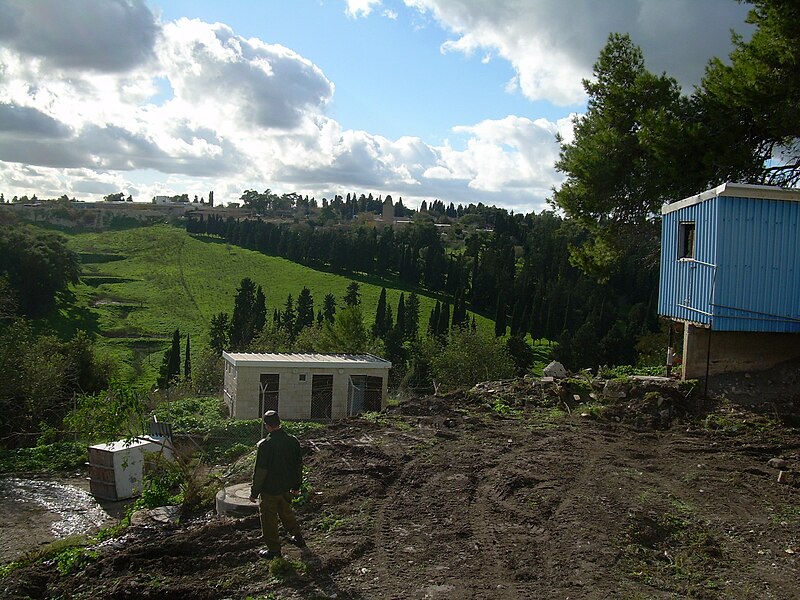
[177,237,200,314]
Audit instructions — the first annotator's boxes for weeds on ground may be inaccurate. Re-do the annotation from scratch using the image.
[0,535,94,580]
[292,466,312,507]
[575,403,605,419]
[491,395,522,418]
[769,504,800,525]
[361,411,413,431]
[267,556,307,580]
[600,365,666,379]
[620,490,726,595]
[316,510,347,533]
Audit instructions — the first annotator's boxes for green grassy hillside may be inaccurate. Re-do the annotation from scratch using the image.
[50,224,490,383]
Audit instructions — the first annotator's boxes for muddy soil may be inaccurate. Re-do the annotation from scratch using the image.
[0,477,121,563]
[2,375,799,599]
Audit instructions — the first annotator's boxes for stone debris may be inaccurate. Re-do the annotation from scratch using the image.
[543,361,568,379]
[767,457,788,470]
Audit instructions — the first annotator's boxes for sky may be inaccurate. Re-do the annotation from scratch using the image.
[0,0,753,213]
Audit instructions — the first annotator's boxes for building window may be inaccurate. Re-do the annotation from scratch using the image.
[678,222,695,259]
[299,373,307,382]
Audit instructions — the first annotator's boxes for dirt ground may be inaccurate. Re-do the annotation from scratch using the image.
[2,371,800,600]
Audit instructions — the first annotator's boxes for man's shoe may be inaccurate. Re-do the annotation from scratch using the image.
[288,534,307,548]
[258,548,281,559]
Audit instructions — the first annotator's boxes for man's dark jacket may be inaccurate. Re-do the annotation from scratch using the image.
[251,428,302,497]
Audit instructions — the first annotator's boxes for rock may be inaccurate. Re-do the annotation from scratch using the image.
[129,505,181,527]
[768,458,788,470]
[540,376,555,383]
[543,361,568,379]
[603,380,628,399]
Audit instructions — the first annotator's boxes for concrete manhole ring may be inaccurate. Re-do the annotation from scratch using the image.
[216,482,259,517]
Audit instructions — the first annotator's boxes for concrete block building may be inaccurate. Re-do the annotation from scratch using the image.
[222,352,392,420]
[658,182,800,379]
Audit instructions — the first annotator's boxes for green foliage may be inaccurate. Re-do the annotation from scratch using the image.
[134,466,184,510]
[59,224,455,385]
[599,364,666,379]
[491,397,522,418]
[54,546,100,575]
[316,304,372,354]
[428,328,515,391]
[553,33,690,279]
[316,510,346,532]
[64,383,148,444]
[291,466,312,507]
[230,278,266,350]
[0,321,113,447]
[268,556,307,579]
[0,535,94,579]
[0,224,81,317]
[0,441,86,474]
[699,0,800,187]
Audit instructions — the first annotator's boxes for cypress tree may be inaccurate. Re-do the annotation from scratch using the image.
[373,288,387,337]
[184,333,191,380]
[405,292,420,339]
[323,293,337,323]
[437,302,451,337]
[494,294,507,337]
[428,301,441,336]
[296,287,315,334]
[396,293,406,337]
[253,286,267,334]
[283,295,296,337]
[168,328,181,382]
[344,281,361,306]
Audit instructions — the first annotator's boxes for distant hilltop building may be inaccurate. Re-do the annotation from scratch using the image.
[382,197,394,223]
[152,196,171,205]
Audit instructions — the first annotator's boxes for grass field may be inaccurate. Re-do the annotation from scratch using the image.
[49,224,493,384]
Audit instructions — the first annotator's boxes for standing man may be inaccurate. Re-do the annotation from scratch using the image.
[249,410,306,559]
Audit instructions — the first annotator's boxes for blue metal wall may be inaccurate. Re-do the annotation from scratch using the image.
[659,193,800,332]
[658,197,719,326]
[714,196,800,332]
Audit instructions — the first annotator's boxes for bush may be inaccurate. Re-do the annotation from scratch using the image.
[0,441,86,474]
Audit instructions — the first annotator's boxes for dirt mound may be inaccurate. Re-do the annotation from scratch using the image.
[3,378,799,599]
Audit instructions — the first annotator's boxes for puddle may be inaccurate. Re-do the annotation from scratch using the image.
[0,477,118,562]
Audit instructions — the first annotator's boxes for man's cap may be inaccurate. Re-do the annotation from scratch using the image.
[263,410,281,426]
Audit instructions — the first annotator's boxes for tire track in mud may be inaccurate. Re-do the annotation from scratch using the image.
[369,433,489,599]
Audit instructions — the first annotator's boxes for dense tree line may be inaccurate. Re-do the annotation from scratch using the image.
[208,277,516,392]
[189,206,658,371]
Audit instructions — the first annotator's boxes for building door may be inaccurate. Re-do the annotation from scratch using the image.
[347,375,383,415]
[259,374,279,417]
[311,374,333,419]
[363,376,382,412]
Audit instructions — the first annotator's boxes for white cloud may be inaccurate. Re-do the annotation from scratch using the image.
[0,0,751,214]
[404,0,751,105]
[0,0,159,73]
[345,0,384,18]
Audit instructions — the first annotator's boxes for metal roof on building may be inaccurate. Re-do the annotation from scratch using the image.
[222,352,392,369]
[662,182,800,215]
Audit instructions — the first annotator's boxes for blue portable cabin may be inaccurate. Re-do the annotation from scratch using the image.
[658,182,800,333]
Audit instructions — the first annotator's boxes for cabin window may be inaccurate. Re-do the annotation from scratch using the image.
[678,222,695,259]
[299,373,307,382]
